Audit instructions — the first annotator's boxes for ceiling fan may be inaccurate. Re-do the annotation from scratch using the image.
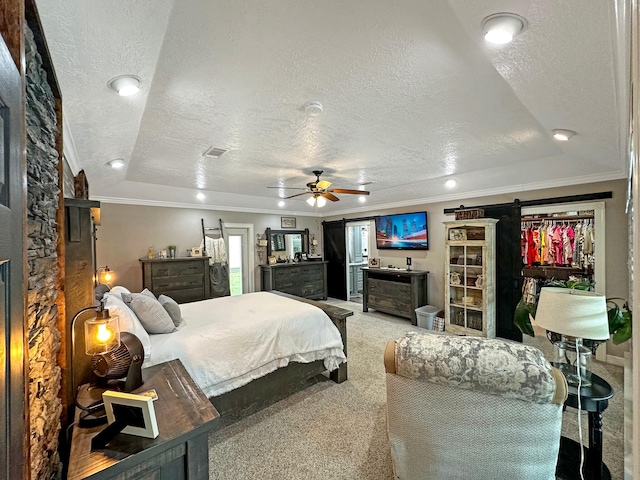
[268,170,370,206]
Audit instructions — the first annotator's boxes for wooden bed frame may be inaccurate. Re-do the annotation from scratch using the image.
[210,292,352,415]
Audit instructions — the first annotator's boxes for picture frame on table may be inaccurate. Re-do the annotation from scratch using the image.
[102,390,159,439]
[449,228,467,241]
[281,216,296,228]
[268,255,277,265]
[301,253,308,261]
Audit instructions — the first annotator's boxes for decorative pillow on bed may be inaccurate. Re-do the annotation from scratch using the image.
[158,294,182,327]
[107,285,132,301]
[102,293,151,359]
[141,288,156,299]
[122,293,176,334]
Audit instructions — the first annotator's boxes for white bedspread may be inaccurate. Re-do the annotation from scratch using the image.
[143,292,346,398]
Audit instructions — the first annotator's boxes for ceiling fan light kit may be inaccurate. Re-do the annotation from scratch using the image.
[482,13,527,45]
[269,170,371,206]
[107,75,141,96]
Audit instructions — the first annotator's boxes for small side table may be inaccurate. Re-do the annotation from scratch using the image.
[554,364,614,480]
[67,359,219,480]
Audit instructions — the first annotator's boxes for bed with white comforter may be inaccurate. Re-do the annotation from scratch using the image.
[142,291,346,398]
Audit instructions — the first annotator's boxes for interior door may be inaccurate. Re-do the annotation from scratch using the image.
[323,220,347,300]
[0,31,26,480]
[483,203,522,342]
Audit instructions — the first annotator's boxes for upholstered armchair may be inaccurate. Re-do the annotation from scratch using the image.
[384,332,567,480]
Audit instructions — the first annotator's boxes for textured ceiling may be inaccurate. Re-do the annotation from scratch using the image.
[36,0,628,215]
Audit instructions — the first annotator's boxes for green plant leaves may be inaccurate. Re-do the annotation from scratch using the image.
[514,297,536,337]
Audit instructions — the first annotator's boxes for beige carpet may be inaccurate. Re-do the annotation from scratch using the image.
[207,300,624,479]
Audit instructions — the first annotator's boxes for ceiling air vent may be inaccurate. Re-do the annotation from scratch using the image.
[203,146,227,158]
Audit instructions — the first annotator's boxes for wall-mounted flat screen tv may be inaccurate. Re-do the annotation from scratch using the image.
[375,211,428,250]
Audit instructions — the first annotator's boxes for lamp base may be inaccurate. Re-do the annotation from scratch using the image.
[553,336,593,387]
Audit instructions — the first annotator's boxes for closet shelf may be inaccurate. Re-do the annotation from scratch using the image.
[521,266,594,280]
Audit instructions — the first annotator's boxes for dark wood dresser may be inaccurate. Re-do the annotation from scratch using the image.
[362,267,429,325]
[140,257,210,303]
[67,359,219,480]
[260,261,328,300]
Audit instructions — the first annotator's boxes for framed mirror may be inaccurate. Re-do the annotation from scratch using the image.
[265,228,309,259]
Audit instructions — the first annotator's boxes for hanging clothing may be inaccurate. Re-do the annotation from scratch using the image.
[201,236,228,265]
[210,263,231,297]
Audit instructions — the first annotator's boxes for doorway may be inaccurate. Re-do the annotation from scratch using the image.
[346,221,372,302]
[224,224,255,295]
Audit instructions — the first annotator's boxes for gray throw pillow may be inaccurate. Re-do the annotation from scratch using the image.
[122,293,176,334]
[158,294,183,327]
[141,288,156,299]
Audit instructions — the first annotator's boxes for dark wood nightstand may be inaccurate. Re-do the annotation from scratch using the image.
[67,359,219,480]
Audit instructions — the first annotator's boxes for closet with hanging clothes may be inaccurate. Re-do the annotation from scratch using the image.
[201,218,231,297]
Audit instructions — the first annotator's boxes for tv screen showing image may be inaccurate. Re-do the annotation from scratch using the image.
[375,211,428,250]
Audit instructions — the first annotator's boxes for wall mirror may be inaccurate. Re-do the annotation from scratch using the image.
[265,228,309,259]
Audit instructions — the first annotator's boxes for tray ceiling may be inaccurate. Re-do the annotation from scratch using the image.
[36,0,628,215]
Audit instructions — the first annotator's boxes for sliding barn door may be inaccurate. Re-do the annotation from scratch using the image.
[323,220,347,300]
[0,30,27,480]
[483,203,522,342]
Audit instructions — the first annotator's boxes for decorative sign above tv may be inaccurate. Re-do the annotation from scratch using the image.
[375,211,428,250]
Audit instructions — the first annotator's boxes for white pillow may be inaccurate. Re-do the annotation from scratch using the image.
[103,294,151,360]
[158,294,183,327]
[107,285,132,302]
[123,293,176,334]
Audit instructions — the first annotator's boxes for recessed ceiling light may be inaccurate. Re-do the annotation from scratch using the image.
[196,192,206,200]
[107,75,141,96]
[445,178,457,189]
[303,101,323,116]
[481,13,527,45]
[552,129,577,141]
[107,158,125,169]
[278,200,285,207]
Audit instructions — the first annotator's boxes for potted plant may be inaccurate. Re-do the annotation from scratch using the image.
[514,279,632,345]
[168,245,177,258]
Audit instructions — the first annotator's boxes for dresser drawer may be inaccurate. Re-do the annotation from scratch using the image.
[153,274,204,291]
[159,288,205,304]
[152,261,204,278]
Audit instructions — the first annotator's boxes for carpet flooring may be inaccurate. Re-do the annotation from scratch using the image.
[207,300,624,479]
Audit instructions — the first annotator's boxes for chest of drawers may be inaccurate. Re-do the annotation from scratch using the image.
[140,257,211,303]
[260,262,328,300]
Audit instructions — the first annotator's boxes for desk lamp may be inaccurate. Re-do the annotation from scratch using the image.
[72,304,145,426]
[533,287,609,387]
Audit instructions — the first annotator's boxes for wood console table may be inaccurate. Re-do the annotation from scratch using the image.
[362,267,429,325]
[67,359,219,480]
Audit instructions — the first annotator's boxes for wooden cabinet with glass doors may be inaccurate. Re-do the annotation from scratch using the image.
[444,219,498,338]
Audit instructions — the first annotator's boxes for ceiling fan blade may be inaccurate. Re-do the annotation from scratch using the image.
[330,188,370,195]
[267,186,307,190]
[316,180,332,190]
[322,192,340,202]
[284,192,312,199]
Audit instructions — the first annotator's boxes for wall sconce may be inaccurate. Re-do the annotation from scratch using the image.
[95,266,114,287]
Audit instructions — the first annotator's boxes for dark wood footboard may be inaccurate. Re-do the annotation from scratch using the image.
[211,292,352,415]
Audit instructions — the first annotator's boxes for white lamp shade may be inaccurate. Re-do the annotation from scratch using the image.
[316,196,327,207]
[534,287,609,340]
[306,196,316,206]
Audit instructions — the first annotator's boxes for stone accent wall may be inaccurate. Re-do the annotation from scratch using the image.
[25,25,62,480]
